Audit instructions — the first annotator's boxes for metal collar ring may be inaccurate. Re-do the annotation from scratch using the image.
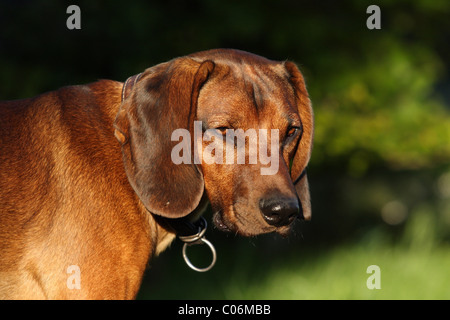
[182,237,217,272]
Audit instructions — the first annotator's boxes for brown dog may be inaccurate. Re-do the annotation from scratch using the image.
[0,49,313,299]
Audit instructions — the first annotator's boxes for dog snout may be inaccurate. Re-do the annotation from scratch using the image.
[259,195,300,227]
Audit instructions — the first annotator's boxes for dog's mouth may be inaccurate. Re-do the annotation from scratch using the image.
[213,212,234,232]
[212,210,292,236]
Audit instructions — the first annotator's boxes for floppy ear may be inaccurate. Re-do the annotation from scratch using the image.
[114,58,215,218]
[284,61,314,220]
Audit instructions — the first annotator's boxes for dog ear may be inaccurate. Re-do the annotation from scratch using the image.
[114,58,215,218]
[284,61,314,220]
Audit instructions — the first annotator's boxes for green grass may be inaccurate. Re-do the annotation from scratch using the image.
[139,240,450,300]
[228,245,450,299]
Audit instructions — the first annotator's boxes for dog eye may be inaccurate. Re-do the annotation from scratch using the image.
[286,126,299,138]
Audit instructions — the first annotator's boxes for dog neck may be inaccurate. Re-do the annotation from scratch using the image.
[153,192,210,237]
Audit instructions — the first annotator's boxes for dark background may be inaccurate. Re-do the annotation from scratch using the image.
[1,0,449,299]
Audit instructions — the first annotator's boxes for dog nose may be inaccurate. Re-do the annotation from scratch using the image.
[259,196,300,227]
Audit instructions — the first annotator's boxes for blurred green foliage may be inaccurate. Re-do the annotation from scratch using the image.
[1,0,449,299]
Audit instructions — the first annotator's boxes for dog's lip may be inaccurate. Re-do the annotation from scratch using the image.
[213,212,233,232]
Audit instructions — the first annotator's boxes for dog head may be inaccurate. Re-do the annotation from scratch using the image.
[114,49,313,237]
